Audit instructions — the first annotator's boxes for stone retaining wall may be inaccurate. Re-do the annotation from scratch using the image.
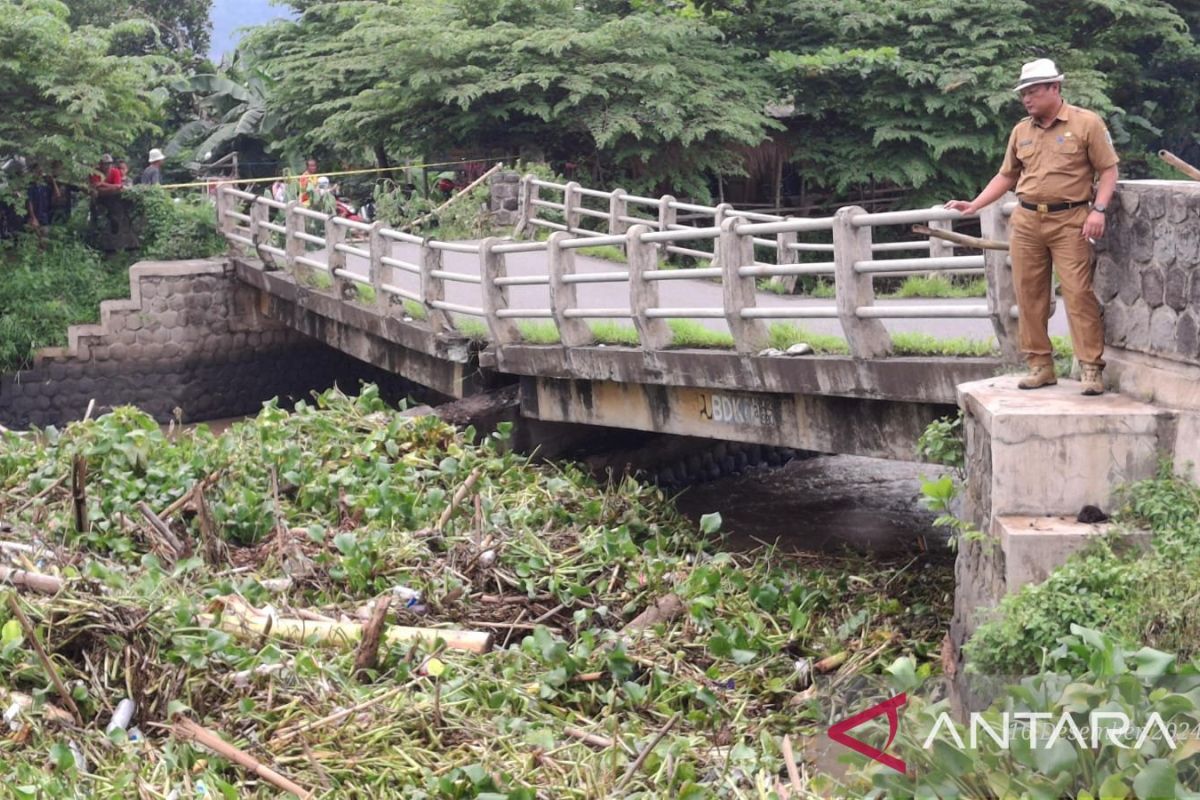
[1096,180,1200,366]
[0,259,429,430]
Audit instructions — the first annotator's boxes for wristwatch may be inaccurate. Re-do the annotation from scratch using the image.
[1092,204,1107,214]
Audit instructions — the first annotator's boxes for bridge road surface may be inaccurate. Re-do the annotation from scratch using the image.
[335,240,1069,342]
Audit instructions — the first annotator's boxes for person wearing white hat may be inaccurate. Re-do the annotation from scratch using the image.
[138,148,166,186]
[945,58,1119,396]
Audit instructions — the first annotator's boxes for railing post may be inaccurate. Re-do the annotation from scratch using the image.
[833,206,892,358]
[562,181,582,234]
[515,174,537,238]
[548,232,592,347]
[325,217,350,299]
[927,205,953,261]
[368,222,389,312]
[249,199,273,268]
[420,240,453,334]
[770,218,799,293]
[720,218,770,353]
[609,188,629,235]
[981,195,1020,363]
[480,238,521,345]
[626,225,672,351]
[215,185,230,233]
[284,201,305,280]
[711,203,733,267]
[658,195,677,232]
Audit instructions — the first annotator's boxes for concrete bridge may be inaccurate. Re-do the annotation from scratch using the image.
[3,173,1199,685]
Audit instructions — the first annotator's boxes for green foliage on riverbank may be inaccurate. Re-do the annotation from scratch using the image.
[0,197,224,373]
[0,387,952,796]
[968,463,1200,675]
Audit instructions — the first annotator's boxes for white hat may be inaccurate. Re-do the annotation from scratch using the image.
[147,148,165,163]
[1014,59,1064,92]
[317,176,330,187]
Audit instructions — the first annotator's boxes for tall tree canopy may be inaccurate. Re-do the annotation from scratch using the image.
[0,0,161,192]
[65,0,213,60]
[244,0,1198,202]
[245,0,780,197]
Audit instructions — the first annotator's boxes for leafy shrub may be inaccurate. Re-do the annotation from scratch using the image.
[0,233,132,371]
[854,627,1200,798]
[968,463,1200,675]
[126,188,225,261]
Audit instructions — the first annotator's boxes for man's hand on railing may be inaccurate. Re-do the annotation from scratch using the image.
[942,200,976,216]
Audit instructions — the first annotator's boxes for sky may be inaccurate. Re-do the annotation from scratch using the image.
[209,0,293,61]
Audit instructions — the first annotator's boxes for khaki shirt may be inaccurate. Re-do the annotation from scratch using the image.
[999,102,1119,203]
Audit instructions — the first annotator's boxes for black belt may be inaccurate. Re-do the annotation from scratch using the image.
[1018,199,1090,213]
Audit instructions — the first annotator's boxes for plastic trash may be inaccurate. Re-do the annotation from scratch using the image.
[106,698,136,735]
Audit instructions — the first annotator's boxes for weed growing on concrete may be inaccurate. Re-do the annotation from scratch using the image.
[968,462,1200,675]
[575,244,627,263]
[882,275,988,299]
[667,320,734,348]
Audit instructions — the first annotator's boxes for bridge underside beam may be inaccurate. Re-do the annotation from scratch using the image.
[234,260,480,398]
[521,376,953,461]
[489,345,998,405]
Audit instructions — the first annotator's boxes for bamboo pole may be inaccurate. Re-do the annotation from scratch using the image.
[912,224,1009,251]
[1159,149,1200,182]
[172,717,313,799]
[0,567,65,595]
[400,163,504,233]
[205,596,492,653]
[4,594,84,725]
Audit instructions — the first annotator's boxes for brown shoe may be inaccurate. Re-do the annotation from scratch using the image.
[1017,364,1058,390]
[1080,364,1105,396]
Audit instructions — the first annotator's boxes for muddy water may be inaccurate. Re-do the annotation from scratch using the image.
[673,454,950,554]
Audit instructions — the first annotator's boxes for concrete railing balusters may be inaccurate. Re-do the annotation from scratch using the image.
[249,200,270,267]
[420,241,453,334]
[480,237,521,345]
[627,225,672,350]
[720,218,769,353]
[368,222,388,312]
[609,189,629,236]
[770,219,799,294]
[981,195,1020,362]
[548,231,592,347]
[284,202,304,280]
[834,206,892,358]
[563,181,582,234]
[516,174,537,238]
[325,218,350,299]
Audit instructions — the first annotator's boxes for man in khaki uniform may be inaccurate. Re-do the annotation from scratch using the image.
[946,59,1119,395]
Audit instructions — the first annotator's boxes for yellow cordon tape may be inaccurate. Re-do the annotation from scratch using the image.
[156,156,518,191]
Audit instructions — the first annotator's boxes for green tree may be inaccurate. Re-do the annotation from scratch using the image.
[720,0,1200,200]
[0,0,161,195]
[65,0,213,60]
[166,56,278,167]
[246,0,780,198]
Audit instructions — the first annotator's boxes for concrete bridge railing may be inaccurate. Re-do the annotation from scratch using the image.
[215,177,1022,361]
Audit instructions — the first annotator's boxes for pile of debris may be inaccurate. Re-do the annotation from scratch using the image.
[0,387,950,797]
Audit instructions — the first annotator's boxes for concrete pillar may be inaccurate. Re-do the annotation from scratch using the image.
[480,237,521,345]
[368,222,389,313]
[711,203,733,268]
[719,217,769,353]
[658,195,677,232]
[770,219,799,294]
[548,231,592,347]
[249,201,272,268]
[563,181,582,233]
[833,206,892,358]
[609,188,629,235]
[420,241,453,334]
[515,175,537,239]
[627,225,672,350]
[284,202,305,281]
[980,195,1021,363]
[325,217,350,299]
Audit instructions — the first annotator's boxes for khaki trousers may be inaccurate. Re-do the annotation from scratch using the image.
[1009,205,1105,368]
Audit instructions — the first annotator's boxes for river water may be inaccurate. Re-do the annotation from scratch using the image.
[673,454,950,554]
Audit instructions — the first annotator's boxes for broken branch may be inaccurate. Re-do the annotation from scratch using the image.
[172,717,313,799]
[912,224,1009,252]
[4,594,84,725]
